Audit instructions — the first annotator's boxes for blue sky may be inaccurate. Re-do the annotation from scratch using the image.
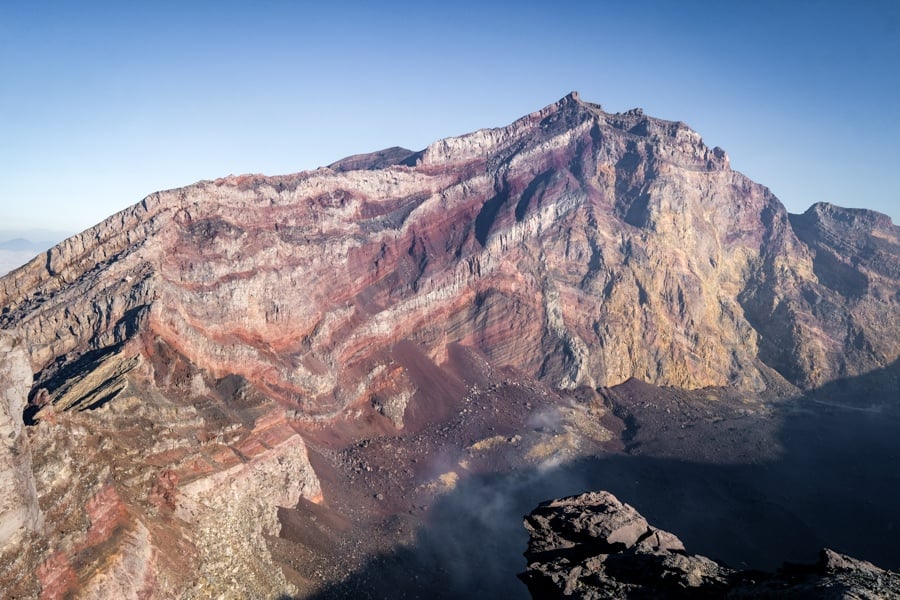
[1,0,898,234]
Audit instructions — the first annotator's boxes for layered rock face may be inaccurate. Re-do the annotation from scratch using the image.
[2,92,897,405]
[520,490,900,598]
[0,92,897,598]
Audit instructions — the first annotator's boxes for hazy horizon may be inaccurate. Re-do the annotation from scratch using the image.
[2,1,898,231]
[0,230,73,276]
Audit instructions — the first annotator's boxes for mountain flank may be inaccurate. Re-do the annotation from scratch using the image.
[0,92,897,598]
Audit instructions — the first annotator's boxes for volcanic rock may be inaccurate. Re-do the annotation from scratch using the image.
[519,490,900,598]
[0,92,897,598]
[2,93,897,408]
[0,332,42,549]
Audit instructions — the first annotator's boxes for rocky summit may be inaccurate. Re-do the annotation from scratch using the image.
[0,93,898,598]
[520,490,900,598]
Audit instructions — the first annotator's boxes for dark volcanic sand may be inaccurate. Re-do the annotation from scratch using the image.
[301,370,900,599]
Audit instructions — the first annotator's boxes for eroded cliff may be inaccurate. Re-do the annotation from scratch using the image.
[0,92,897,598]
[3,93,896,407]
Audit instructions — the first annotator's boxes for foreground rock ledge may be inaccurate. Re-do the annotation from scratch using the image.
[520,491,900,599]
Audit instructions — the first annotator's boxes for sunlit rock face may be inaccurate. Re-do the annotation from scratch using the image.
[0,332,42,549]
[3,92,896,403]
[0,92,897,598]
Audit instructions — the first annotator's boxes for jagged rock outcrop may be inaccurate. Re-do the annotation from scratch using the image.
[520,490,900,598]
[0,92,897,598]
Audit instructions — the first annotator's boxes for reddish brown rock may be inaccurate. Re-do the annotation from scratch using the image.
[2,93,897,409]
[0,92,897,598]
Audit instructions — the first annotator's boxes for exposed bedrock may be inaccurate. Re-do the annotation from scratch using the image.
[0,92,896,598]
[0,332,43,550]
[520,490,900,598]
[1,92,896,416]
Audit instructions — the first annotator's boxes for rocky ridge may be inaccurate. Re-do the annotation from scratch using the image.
[0,92,897,598]
[2,93,896,407]
[520,490,900,598]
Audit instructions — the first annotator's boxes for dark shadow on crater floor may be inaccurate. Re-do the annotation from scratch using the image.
[304,364,900,599]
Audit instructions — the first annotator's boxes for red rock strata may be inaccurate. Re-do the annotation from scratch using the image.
[0,93,897,598]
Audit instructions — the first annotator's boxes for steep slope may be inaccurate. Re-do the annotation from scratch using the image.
[3,92,896,406]
[0,92,897,598]
[0,333,42,547]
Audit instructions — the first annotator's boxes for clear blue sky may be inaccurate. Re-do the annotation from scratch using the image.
[1,0,898,233]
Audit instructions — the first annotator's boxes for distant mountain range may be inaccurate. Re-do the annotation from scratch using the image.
[0,231,71,275]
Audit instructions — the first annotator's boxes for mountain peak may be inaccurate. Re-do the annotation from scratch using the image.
[0,93,897,599]
[413,92,726,177]
[2,93,894,403]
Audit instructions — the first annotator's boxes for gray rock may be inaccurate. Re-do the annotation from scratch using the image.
[520,491,900,599]
[0,331,43,550]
